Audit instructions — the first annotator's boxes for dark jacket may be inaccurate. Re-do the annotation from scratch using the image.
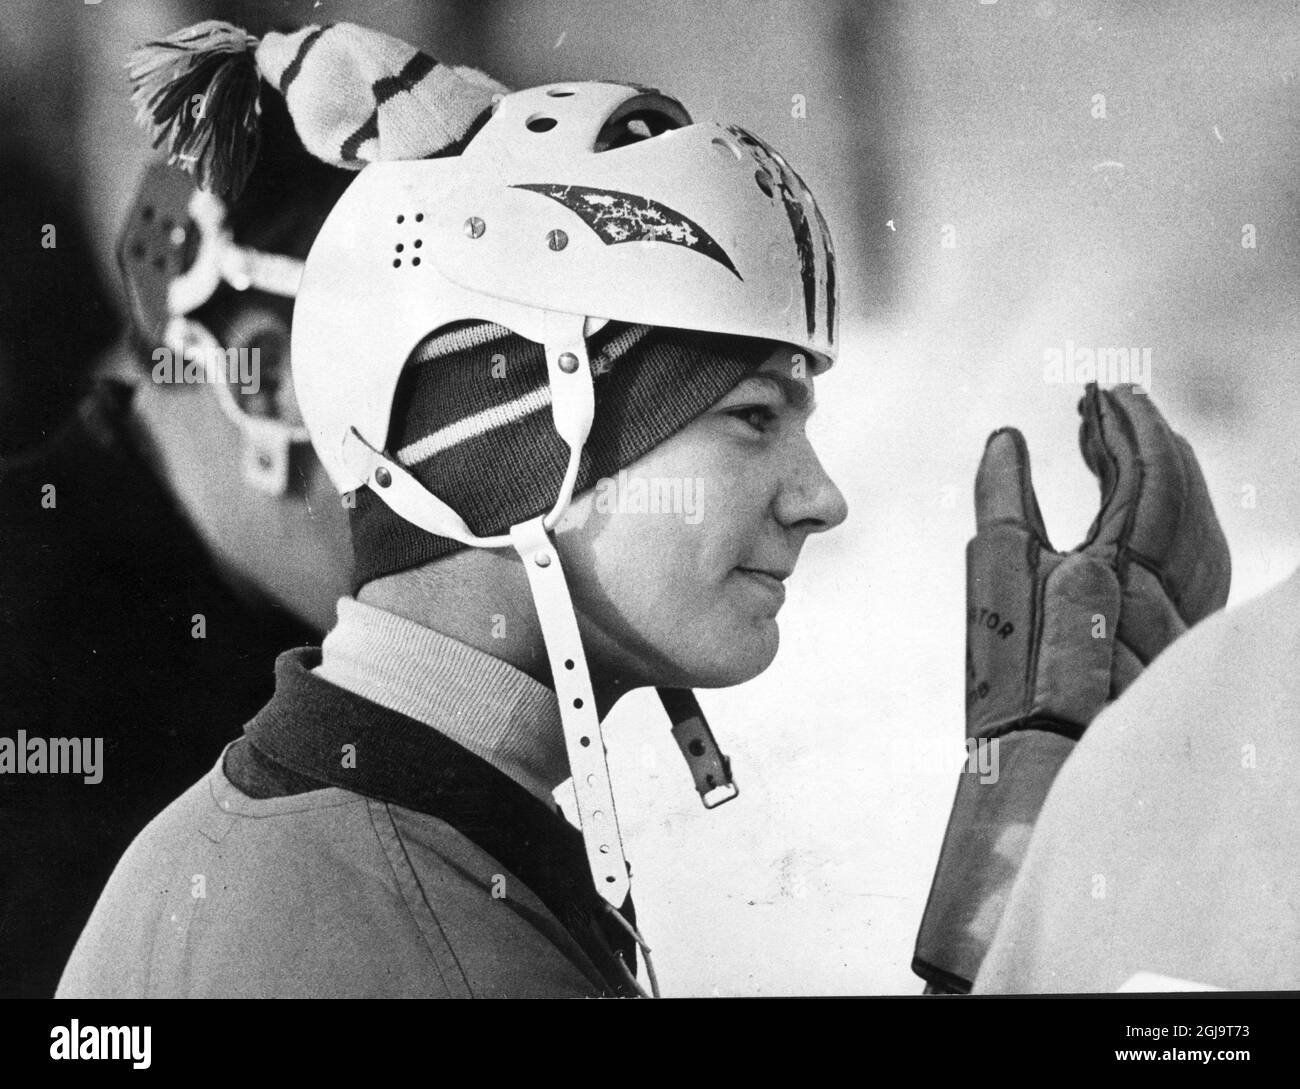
[0,382,312,997]
[57,648,640,998]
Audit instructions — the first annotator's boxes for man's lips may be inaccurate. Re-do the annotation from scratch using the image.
[734,566,791,600]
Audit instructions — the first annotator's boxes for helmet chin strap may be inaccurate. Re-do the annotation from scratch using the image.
[511,314,629,908]
[510,515,628,906]
[344,310,739,908]
[657,688,739,808]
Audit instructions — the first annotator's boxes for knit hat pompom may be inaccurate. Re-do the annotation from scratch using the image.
[128,20,508,200]
[127,20,264,199]
[349,324,780,590]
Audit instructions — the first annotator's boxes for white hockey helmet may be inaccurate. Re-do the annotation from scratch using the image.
[292,80,839,912]
[294,81,837,496]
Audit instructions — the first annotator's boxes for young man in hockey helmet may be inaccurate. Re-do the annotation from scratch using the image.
[61,19,845,998]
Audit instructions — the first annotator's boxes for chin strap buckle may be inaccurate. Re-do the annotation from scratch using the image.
[657,688,739,809]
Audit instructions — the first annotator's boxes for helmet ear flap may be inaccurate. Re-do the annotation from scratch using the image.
[203,297,296,420]
[118,163,203,347]
[167,301,306,497]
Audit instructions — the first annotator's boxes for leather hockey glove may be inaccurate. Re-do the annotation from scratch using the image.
[912,383,1231,994]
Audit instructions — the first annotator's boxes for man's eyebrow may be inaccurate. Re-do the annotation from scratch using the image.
[726,372,818,415]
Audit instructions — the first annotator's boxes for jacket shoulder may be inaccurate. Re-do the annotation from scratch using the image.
[59,766,603,998]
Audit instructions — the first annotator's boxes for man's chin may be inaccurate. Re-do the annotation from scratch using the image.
[686,620,780,688]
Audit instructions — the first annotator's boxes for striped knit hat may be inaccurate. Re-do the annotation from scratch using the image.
[353,322,776,589]
[128,20,780,588]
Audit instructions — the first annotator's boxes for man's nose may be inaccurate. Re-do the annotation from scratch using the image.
[774,439,849,534]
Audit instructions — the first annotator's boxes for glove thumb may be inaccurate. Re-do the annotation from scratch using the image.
[974,428,1053,547]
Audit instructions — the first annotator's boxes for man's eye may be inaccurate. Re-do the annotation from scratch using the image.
[726,405,778,432]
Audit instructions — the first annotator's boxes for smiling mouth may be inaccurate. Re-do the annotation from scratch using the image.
[734,567,789,600]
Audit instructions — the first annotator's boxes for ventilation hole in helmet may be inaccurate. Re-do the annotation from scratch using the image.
[594,107,685,151]
[688,739,706,757]
[711,137,742,161]
[580,736,591,747]
[574,698,584,709]
[564,658,574,670]
[546,87,576,97]
[526,115,558,133]
[755,170,775,197]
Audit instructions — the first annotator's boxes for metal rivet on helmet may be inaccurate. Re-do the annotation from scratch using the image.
[546,229,568,251]
[464,216,485,238]
[374,466,392,488]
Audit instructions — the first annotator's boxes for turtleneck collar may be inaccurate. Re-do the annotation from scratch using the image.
[312,596,568,807]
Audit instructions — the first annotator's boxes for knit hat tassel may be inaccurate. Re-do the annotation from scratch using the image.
[127,20,263,199]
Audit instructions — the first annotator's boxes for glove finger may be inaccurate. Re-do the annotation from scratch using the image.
[1031,551,1120,729]
[974,427,1052,546]
[1108,637,1145,701]
[1079,385,1231,623]
[1157,432,1232,623]
[1077,383,1183,556]
[1115,562,1189,665]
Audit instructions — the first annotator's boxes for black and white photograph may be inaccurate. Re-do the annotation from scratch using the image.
[0,0,1296,1067]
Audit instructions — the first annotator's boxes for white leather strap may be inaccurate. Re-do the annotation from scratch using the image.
[341,311,596,548]
[168,189,304,316]
[510,516,629,908]
[220,246,304,297]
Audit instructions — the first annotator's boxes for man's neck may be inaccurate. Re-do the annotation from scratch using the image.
[356,552,637,719]
[314,599,572,806]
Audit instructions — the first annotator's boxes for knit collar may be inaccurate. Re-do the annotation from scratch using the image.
[313,596,568,807]
[241,647,638,996]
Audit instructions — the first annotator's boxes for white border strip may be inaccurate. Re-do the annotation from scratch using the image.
[396,383,553,466]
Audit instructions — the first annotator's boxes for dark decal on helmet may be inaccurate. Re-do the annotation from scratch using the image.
[513,183,741,279]
[725,125,832,342]
[811,198,836,345]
